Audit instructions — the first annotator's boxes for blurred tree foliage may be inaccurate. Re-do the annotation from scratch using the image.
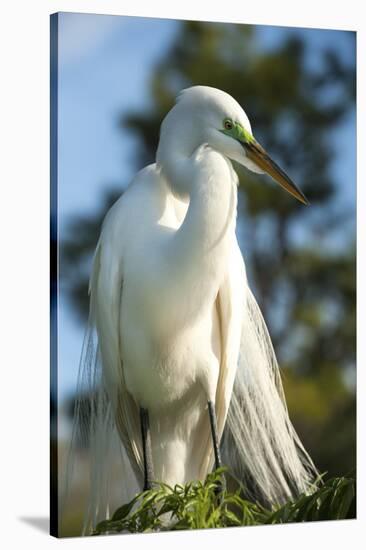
[61,22,356,479]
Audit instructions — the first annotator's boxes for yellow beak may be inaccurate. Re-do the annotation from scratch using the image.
[243,139,309,205]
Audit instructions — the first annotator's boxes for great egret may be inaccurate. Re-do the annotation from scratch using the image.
[65,85,318,534]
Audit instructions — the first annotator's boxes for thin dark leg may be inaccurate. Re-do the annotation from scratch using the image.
[208,400,222,470]
[140,407,154,491]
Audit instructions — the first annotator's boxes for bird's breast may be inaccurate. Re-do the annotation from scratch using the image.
[121,292,221,412]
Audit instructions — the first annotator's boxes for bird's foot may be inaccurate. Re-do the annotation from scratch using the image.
[214,472,226,501]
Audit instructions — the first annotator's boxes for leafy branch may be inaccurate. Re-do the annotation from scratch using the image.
[92,468,355,535]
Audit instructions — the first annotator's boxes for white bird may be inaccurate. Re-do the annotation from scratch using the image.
[65,86,318,533]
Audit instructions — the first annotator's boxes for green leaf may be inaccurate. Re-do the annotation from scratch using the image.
[112,496,138,521]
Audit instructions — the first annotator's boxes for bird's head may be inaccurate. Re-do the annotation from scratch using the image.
[157,86,308,205]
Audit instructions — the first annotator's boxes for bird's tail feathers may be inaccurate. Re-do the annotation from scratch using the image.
[60,320,139,536]
[222,286,319,505]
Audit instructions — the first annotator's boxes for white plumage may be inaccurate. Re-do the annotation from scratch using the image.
[64,86,318,533]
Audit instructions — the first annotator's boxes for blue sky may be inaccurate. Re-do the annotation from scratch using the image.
[56,12,356,400]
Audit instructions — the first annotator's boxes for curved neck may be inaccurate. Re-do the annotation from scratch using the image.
[157,110,201,198]
[158,144,238,313]
[177,156,237,257]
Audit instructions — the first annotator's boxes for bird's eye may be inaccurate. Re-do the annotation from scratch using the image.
[224,119,233,131]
